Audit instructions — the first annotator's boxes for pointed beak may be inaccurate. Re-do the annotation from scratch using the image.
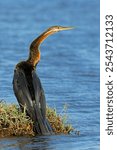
[59,26,75,31]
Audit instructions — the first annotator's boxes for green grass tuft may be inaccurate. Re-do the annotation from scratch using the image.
[0,101,34,137]
[46,105,73,134]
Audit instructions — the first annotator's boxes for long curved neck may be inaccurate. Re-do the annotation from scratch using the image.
[26,31,53,67]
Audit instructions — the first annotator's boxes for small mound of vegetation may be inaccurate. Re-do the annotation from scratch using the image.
[0,101,74,137]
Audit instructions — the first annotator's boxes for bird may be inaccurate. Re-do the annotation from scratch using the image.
[13,26,73,135]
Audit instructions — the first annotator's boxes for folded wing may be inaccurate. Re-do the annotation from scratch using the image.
[13,68,53,135]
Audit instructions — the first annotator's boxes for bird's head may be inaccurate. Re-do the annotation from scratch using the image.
[44,26,74,36]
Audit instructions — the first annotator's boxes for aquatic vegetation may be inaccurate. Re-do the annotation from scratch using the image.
[0,101,34,137]
[0,101,74,137]
[46,105,73,134]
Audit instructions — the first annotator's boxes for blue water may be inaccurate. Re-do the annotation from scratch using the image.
[0,0,100,149]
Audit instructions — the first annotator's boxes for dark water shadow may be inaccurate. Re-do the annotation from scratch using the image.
[0,135,55,150]
[0,134,81,150]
